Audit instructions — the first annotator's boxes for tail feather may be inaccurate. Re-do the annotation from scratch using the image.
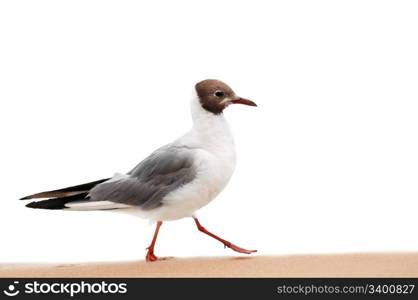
[20,178,109,200]
[25,193,88,210]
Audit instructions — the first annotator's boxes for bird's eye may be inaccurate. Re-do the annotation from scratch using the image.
[214,90,224,98]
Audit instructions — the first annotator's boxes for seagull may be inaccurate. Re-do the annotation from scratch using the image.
[20,79,258,262]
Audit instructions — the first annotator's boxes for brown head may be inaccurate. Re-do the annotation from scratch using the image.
[195,79,257,115]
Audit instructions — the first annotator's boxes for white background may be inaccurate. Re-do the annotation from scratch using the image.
[1,0,417,263]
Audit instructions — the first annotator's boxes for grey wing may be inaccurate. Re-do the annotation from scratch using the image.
[88,146,197,210]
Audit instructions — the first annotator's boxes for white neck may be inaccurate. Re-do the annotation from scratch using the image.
[190,94,226,130]
[177,94,236,157]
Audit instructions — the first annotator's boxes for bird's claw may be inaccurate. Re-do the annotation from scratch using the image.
[223,242,257,254]
[145,252,173,262]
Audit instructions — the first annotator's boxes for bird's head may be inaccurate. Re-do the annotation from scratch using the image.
[195,79,257,115]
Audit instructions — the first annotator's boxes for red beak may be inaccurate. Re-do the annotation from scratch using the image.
[230,97,257,107]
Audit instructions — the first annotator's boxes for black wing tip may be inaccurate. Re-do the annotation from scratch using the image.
[20,192,54,200]
[19,178,110,201]
[20,191,80,200]
[25,193,88,210]
[26,200,67,210]
[20,195,37,200]
[25,201,41,208]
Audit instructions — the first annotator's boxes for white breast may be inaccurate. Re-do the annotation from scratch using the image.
[127,95,237,221]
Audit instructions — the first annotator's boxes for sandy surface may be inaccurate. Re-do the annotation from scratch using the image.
[1,253,418,278]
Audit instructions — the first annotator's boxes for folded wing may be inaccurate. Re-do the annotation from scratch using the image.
[86,146,197,210]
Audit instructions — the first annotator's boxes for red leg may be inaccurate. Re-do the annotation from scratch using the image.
[145,221,171,262]
[193,217,257,254]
